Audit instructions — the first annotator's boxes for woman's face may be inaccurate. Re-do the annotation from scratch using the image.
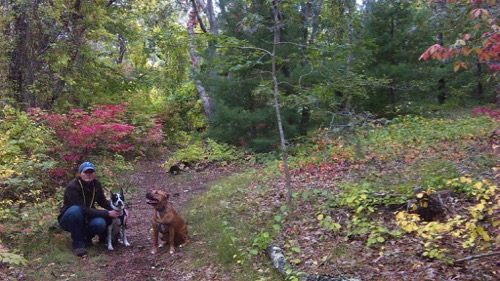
[80,169,96,182]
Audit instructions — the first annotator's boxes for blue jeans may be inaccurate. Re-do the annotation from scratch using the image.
[59,206,107,249]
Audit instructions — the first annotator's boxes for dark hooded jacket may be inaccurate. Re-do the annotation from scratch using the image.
[58,177,112,222]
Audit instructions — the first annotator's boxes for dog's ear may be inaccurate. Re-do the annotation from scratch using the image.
[110,190,113,199]
[120,188,124,200]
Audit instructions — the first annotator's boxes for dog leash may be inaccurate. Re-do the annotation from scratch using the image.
[78,179,95,208]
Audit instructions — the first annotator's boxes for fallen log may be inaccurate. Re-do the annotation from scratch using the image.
[453,251,500,263]
[266,244,360,281]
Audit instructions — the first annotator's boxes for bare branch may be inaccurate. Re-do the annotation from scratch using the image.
[190,0,207,33]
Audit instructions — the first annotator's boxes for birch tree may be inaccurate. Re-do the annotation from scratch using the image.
[186,0,218,118]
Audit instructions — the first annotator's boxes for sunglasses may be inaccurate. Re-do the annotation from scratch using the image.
[83,170,95,174]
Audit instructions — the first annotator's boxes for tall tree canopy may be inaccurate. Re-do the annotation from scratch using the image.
[0,0,192,112]
[0,0,497,150]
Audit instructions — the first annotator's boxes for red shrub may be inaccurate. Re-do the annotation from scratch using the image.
[28,104,138,174]
[471,107,500,120]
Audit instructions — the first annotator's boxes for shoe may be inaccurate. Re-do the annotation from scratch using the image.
[98,235,107,246]
[84,237,93,247]
[73,248,87,257]
[49,222,60,231]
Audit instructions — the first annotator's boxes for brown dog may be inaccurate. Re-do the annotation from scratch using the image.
[146,190,189,254]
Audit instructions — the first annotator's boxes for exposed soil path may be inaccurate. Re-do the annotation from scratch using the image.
[78,159,237,281]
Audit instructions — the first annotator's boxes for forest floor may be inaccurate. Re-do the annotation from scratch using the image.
[62,159,238,281]
[2,118,499,281]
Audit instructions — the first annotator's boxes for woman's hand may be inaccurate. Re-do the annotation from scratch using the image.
[108,210,120,218]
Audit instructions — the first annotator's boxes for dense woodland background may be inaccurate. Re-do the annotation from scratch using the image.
[0,0,499,280]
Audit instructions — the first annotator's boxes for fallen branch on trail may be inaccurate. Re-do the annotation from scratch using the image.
[453,251,500,263]
[266,244,360,281]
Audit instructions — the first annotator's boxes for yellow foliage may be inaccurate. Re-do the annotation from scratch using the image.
[395,211,420,233]
[396,181,498,255]
[402,222,419,232]
[476,227,491,242]
[460,176,472,183]
[424,222,447,233]
[0,169,15,179]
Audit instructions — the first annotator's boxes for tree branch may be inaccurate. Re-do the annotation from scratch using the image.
[190,0,207,33]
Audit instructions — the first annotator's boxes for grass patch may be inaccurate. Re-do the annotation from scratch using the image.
[186,170,283,281]
[19,234,107,280]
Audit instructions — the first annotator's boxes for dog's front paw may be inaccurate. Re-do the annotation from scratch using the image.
[108,245,114,251]
[124,241,131,247]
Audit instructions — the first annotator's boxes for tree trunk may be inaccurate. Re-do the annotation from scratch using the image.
[116,34,126,64]
[8,7,36,108]
[299,105,310,136]
[187,4,214,118]
[437,32,446,104]
[496,86,500,108]
[271,0,293,210]
[438,78,446,104]
[362,0,373,27]
[476,61,483,98]
[298,0,324,134]
[196,0,218,35]
[344,0,355,71]
[433,0,447,105]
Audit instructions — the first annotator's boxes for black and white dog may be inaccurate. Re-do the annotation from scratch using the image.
[107,188,130,250]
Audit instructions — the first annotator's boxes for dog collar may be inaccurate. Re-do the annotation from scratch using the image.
[155,204,167,212]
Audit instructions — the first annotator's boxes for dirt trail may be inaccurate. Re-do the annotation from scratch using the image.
[79,159,236,281]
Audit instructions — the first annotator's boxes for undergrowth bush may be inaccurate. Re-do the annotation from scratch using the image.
[351,115,495,159]
[0,106,56,201]
[163,138,242,170]
[0,106,60,267]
